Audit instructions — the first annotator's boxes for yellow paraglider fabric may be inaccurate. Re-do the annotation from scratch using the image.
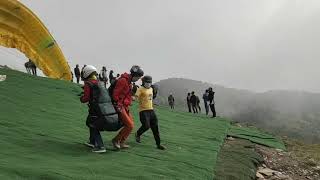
[0,0,71,80]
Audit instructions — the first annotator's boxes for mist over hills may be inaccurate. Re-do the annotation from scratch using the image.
[155,78,320,143]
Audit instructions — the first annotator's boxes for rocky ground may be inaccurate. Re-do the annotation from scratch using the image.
[255,143,320,180]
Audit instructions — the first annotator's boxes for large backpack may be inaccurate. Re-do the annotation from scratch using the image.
[87,81,122,131]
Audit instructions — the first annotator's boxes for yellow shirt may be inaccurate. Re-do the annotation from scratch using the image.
[135,87,153,112]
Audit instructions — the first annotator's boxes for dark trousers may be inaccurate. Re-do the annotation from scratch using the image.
[197,103,201,113]
[137,110,161,146]
[32,68,37,76]
[192,104,198,113]
[89,127,104,148]
[76,76,80,84]
[87,115,104,148]
[187,103,192,113]
[204,101,209,115]
[210,104,216,117]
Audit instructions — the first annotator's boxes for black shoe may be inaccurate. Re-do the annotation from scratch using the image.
[157,145,166,150]
[135,133,141,143]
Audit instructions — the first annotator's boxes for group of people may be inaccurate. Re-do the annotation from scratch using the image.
[24,59,37,76]
[186,88,216,117]
[73,64,120,87]
[187,92,201,114]
[80,65,166,153]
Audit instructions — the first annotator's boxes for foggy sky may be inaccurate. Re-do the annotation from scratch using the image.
[1,0,320,93]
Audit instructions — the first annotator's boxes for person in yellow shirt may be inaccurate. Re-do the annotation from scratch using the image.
[135,75,166,150]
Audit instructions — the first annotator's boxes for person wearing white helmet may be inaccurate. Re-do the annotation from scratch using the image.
[80,65,106,153]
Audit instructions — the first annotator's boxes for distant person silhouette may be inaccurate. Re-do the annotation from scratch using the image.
[24,61,31,74]
[208,87,216,118]
[109,70,115,84]
[203,90,209,115]
[190,91,198,113]
[80,65,87,81]
[74,64,81,84]
[99,66,108,88]
[168,93,175,109]
[187,93,192,113]
[28,59,37,76]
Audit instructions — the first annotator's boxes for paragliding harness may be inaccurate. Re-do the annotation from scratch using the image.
[86,81,123,131]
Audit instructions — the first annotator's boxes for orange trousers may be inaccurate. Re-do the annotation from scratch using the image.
[114,109,134,143]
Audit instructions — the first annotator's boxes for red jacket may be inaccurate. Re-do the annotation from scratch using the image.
[80,79,98,103]
[113,73,132,108]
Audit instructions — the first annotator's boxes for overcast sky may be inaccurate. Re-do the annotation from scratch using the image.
[1,0,320,93]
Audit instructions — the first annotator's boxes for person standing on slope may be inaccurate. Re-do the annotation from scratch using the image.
[208,87,216,118]
[135,75,166,150]
[74,64,81,84]
[99,66,108,88]
[109,70,116,84]
[168,93,175,109]
[190,91,198,113]
[111,65,144,150]
[187,93,192,113]
[80,65,106,153]
[202,90,209,115]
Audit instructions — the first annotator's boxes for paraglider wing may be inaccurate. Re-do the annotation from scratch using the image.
[0,0,71,80]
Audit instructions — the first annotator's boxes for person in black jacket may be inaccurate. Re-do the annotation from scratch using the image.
[109,70,115,84]
[74,64,81,84]
[190,91,198,113]
[208,87,216,118]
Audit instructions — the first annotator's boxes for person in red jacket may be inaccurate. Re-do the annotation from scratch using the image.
[80,65,106,153]
[112,65,144,150]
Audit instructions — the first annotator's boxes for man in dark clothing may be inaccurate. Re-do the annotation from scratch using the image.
[187,93,192,113]
[80,65,87,81]
[168,94,175,109]
[29,59,37,76]
[190,91,198,113]
[203,90,209,115]
[109,70,115,84]
[74,64,81,84]
[99,66,108,88]
[208,87,216,118]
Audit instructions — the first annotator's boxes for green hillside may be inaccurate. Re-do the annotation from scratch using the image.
[0,68,284,180]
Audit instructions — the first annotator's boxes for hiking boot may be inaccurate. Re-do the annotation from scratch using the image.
[120,143,130,149]
[84,142,95,148]
[92,147,106,153]
[135,133,141,143]
[112,138,120,150]
[157,144,166,150]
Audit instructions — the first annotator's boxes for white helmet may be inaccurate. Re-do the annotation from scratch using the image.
[82,65,97,79]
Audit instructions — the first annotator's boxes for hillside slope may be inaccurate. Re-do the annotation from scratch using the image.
[0,68,232,180]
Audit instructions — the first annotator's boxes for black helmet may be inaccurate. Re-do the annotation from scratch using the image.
[142,75,152,84]
[130,65,144,77]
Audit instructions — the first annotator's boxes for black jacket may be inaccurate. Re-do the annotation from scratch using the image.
[74,67,81,77]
